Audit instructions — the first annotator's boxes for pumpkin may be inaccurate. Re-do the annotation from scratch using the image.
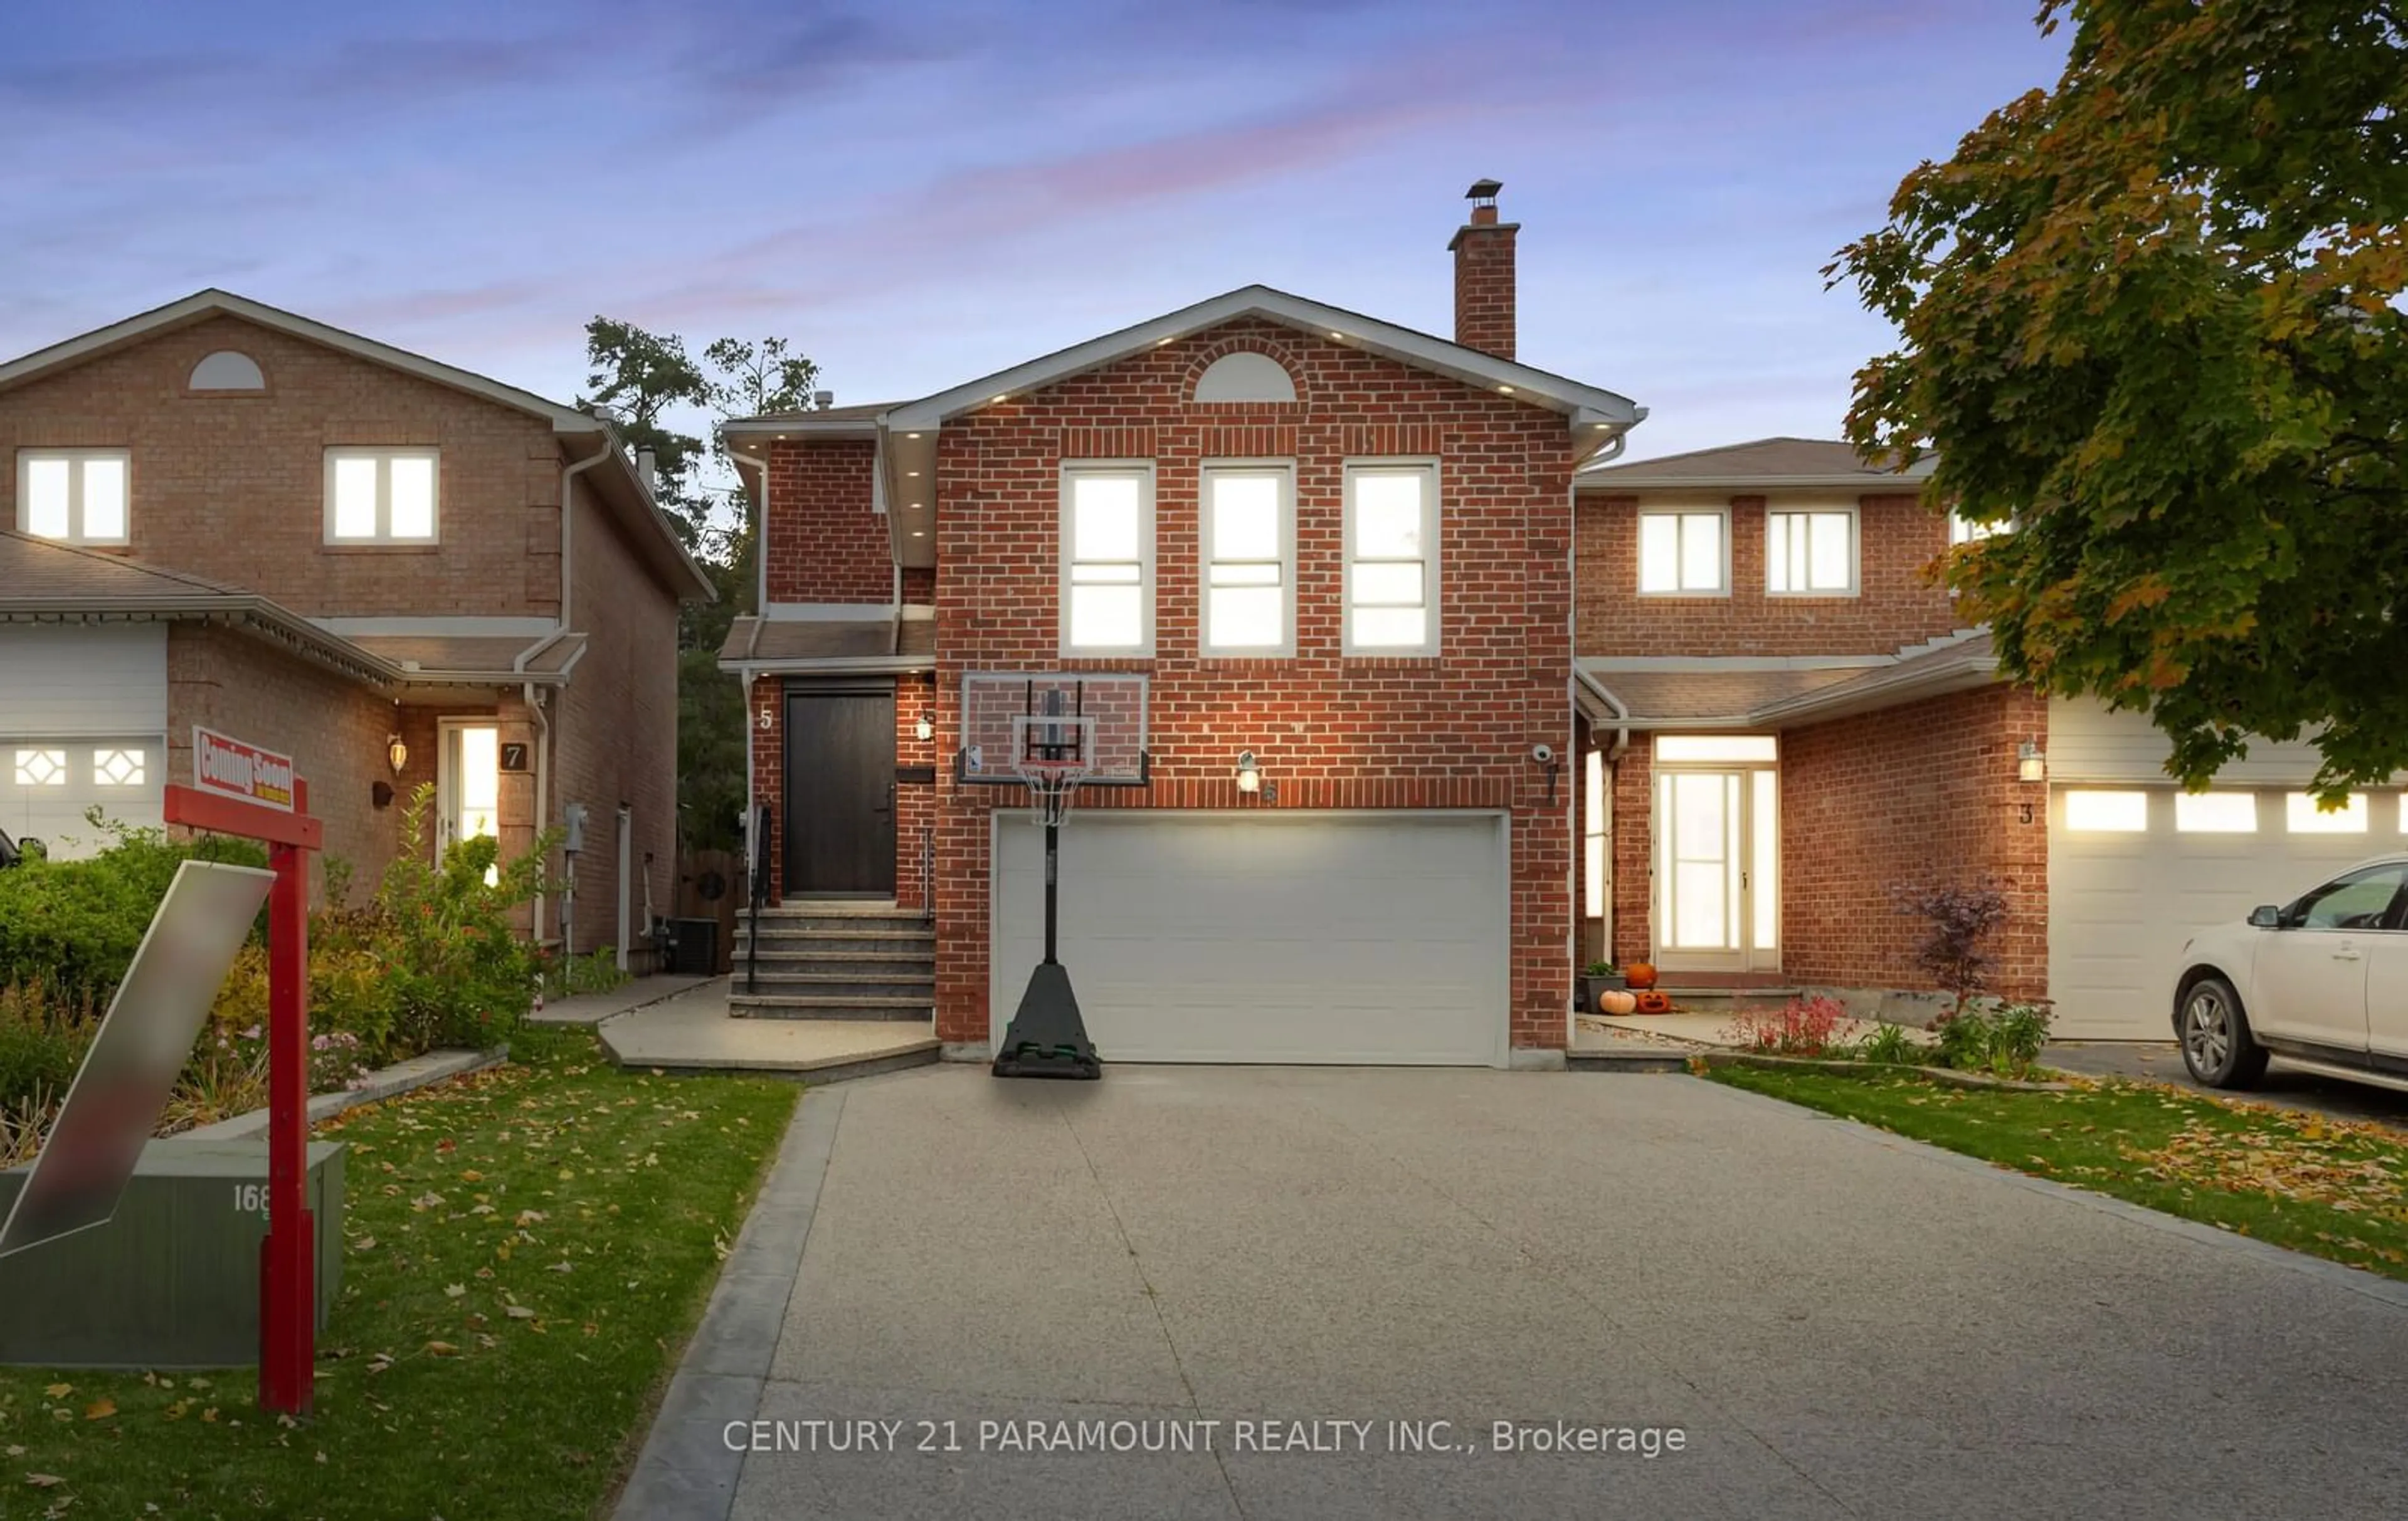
[1633,990,1674,1015]
[1596,988,1639,1016]
[1623,961,1659,990]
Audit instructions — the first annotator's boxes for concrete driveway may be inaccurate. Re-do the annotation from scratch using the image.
[2047,1040,2408,1129]
[631,1065,2408,1520]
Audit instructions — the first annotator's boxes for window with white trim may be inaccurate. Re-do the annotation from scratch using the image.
[12,749,66,787]
[17,450,130,544]
[2064,789,2149,832]
[2174,792,2256,833]
[1343,462,1439,654]
[1200,463,1294,655]
[1950,510,2009,544]
[92,748,147,786]
[1765,508,1857,595]
[1059,463,1154,655]
[1583,750,1607,922]
[1637,508,1726,594]
[324,448,439,543]
[2286,792,2368,834]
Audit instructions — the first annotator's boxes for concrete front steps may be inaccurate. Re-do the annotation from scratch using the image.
[731,901,935,1021]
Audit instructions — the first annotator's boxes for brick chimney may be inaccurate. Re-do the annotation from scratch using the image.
[1447,177,1518,361]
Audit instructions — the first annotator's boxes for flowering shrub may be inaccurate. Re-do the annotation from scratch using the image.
[1724,995,1850,1056]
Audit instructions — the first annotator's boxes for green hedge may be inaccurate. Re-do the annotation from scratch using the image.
[0,818,266,1004]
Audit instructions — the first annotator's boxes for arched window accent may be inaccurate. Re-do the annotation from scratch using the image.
[189,350,266,391]
[1191,351,1297,403]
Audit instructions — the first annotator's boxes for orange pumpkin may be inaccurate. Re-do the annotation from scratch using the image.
[1633,990,1674,1015]
[1597,988,1638,1016]
[1623,961,1659,990]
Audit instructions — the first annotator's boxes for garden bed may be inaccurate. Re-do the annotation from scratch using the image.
[1693,1050,2071,1092]
[0,1026,798,1518]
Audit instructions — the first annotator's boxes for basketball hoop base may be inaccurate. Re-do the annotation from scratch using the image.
[992,962,1101,1080]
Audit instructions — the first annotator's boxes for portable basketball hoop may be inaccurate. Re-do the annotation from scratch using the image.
[958,676,1150,1080]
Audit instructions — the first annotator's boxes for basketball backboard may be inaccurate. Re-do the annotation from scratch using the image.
[958,673,1149,786]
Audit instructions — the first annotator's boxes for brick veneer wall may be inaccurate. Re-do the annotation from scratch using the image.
[763,439,891,604]
[747,674,784,905]
[1606,737,1655,966]
[552,483,680,968]
[164,623,401,900]
[931,318,1576,1056]
[1576,492,1961,658]
[0,315,565,618]
[894,673,938,910]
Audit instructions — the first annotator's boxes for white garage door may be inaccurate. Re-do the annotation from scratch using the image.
[991,811,1509,1065]
[2050,787,2399,1038]
[0,625,167,858]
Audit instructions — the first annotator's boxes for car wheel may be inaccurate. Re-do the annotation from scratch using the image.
[2178,976,2268,1089]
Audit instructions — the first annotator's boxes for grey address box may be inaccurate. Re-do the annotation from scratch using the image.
[0,1141,344,1368]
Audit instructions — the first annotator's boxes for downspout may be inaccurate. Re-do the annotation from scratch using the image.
[729,446,769,618]
[728,447,771,907]
[552,433,616,955]
[524,682,552,943]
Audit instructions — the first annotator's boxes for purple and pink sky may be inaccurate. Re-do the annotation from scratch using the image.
[0,1,2066,461]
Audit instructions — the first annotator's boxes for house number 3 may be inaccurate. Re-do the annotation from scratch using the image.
[2019,803,2034,824]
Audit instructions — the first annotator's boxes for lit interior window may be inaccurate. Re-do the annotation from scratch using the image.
[2064,790,2149,832]
[2286,792,2368,834]
[2173,792,2256,833]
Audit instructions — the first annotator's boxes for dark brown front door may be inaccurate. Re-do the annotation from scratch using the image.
[784,684,895,896]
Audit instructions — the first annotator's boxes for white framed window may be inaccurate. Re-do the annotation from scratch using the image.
[1583,749,1607,921]
[1343,461,1440,655]
[1059,462,1154,655]
[1199,462,1294,656]
[324,447,440,544]
[2064,789,2149,833]
[92,747,147,786]
[1765,507,1857,595]
[12,749,66,787]
[1950,509,2008,544]
[2174,792,2257,833]
[1655,735,1778,764]
[2286,792,2368,834]
[1637,508,1727,595]
[16,449,130,544]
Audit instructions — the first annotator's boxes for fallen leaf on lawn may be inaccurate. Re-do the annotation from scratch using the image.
[424,1341,460,1357]
[461,1170,483,1183]
[470,1204,496,1216]
[582,1322,599,1337]
[187,1377,210,1390]
[473,1266,495,1280]
[444,1283,467,1299]
[3,1446,21,1458]
[505,1305,536,1320]
[200,1409,219,1424]
[547,1260,573,1273]
[164,1401,189,1420]
[515,1210,546,1226]
[411,1192,445,1211]
[84,1397,116,1420]
[26,1473,65,1488]
[366,1355,393,1375]
[351,1236,378,1251]
[41,1384,70,1399]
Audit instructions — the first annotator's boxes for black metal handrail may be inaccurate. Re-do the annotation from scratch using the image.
[745,801,770,995]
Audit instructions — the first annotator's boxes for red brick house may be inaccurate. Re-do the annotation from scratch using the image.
[1572,438,2391,1039]
[0,291,711,971]
[723,182,1643,1065]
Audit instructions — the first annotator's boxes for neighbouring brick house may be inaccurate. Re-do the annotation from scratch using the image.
[724,182,1643,1065]
[1571,438,2393,1039]
[0,291,711,972]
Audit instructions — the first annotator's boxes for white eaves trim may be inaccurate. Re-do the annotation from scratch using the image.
[878,285,1645,433]
[720,655,936,680]
[1576,471,1938,493]
[0,290,596,431]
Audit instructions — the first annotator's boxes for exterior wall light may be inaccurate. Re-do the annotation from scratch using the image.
[915,712,936,743]
[1235,750,1262,794]
[2017,740,2047,784]
[386,734,408,776]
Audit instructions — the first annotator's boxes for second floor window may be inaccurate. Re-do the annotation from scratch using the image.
[18,450,129,545]
[1344,462,1439,655]
[1950,508,2006,544]
[1765,508,1857,595]
[325,448,439,544]
[1200,464,1294,655]
[1060,463,1153,655]
[1637,508,1726,594]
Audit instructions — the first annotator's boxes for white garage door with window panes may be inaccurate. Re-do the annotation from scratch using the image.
[0,624,167,858]
[2046,698,2398,1038]
[991,811,1508,1065]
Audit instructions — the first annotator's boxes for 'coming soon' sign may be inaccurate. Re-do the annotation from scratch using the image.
[192,727,296,813]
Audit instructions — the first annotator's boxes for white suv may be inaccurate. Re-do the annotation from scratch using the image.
[2172,855,2408,1092]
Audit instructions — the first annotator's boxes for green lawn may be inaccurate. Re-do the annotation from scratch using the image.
[1708,1064,2408,1283]
[0,1026,797,1520]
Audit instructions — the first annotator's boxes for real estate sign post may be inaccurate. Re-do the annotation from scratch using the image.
[164,732,325,1415]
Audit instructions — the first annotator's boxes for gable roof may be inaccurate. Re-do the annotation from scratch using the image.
[876,284,1642,436]
[1577,436,1933,492]
[0,290,716,603]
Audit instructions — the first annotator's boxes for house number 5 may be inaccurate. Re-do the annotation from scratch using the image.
[758,708,774,731]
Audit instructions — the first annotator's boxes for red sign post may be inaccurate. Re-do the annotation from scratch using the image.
[166,732,322,1416]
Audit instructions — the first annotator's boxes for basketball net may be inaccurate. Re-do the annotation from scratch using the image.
[1015,757,1089,827]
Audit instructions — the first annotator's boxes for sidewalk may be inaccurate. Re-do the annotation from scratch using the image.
[594,982,941,1082]
[529,971,722,1026]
